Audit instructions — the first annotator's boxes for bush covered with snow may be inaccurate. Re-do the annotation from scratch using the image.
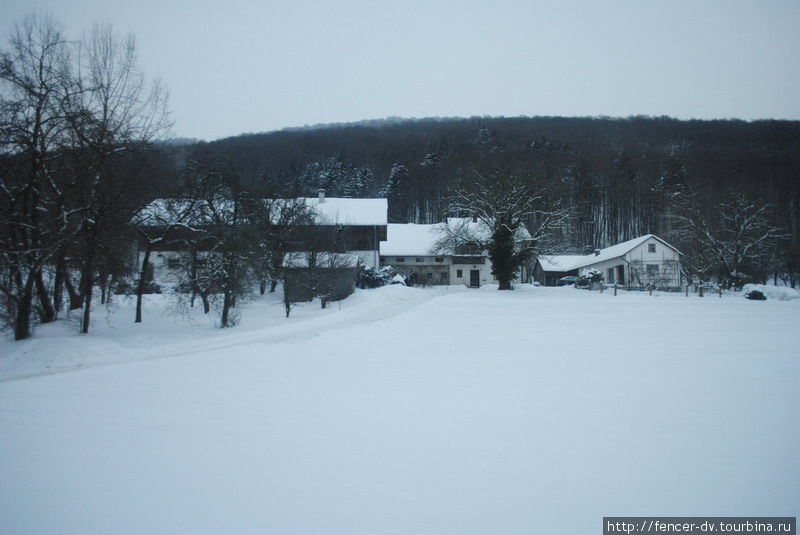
[576,269,603,289]
[357,265,397,289]
[741,284,800,301]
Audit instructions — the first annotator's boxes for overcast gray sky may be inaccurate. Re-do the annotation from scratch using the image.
[2,0,799,141]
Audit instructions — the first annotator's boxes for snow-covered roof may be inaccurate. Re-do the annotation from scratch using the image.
[536,255,588,272]
[135,197,388,227]
[381,223,445,256]
[382,218,535,256]
[445,217,533,241]
[304,198,387,226]
[538,234,682,273]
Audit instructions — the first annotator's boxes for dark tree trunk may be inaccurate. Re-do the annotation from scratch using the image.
[221,288,233,327]
[135,244,153,323]
[80,244,96,335]
[14,279,35,341]
[65,271,84,310]
[260,279,266,295]
[270,279,278,293]
[53,252,66,315]
[35,270,56,323]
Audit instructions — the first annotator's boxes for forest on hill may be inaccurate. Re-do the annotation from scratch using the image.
[189,115,800,249]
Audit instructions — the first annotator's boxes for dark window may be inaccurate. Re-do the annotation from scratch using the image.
[416,257,423,263]
[646,264,660,276]
[167,258,181,269]
[456,269,463,278]
[440,272,448,283]
[379,257,385,263]
[427,272,433,280]
[648,243,656,253]
[396,257,405,263]
[435,257,444,263]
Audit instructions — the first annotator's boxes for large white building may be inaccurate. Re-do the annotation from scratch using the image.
[380,219,532,287]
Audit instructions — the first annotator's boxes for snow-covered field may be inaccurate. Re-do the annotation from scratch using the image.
[1,285,798,534]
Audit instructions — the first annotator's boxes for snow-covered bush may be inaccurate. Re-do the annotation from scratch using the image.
[741,284,800,301]
[357,265,397,289]
[576,269,603,289]
[391,274,407,285]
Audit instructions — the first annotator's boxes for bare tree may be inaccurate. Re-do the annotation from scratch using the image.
[671,191,787,289]
[440,169,570,289]
[63,22,171,334]
[0,13,75,339]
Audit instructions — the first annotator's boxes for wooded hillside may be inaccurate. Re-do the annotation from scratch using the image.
[196,116,800,247]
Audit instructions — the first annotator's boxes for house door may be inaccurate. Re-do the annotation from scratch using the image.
[616,265,625,285]
[469,270,480,287]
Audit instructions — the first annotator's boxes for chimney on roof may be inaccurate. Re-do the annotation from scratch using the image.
[318,188,326,203]
[594,249,601,256]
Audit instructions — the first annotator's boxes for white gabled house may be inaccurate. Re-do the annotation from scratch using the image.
[534,234,683,290]
[380,218,532,287]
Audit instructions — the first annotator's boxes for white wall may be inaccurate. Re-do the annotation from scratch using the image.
[580,237,682,288]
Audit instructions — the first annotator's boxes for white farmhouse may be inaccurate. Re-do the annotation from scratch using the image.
[380,218,532,287]
[534,234,683,290]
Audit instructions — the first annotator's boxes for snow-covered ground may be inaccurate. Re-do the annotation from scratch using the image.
[1,285,798,534]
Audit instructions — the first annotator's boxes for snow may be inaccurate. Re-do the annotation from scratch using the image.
[536,254,587,272]
[1,286,798,534]
[304,197,387,225]
[381,223,444,255]
[446,217,533,241]
[136,197,388,226]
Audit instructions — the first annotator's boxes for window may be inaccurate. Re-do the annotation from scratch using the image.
[166,258,181,269]
[440,272,448,283]
[396,257,405,263]
[456,269,463,278]
[416,257,423,263]
[646,264,660,276]
[379,257,386,263]
[427,272,433,280]
[648,243,656,253]
[435,257,444,263]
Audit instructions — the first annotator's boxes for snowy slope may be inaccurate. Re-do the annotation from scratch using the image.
[1,286,798,534]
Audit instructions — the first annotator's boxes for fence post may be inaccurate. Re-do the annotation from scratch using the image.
[614,283,618,296]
